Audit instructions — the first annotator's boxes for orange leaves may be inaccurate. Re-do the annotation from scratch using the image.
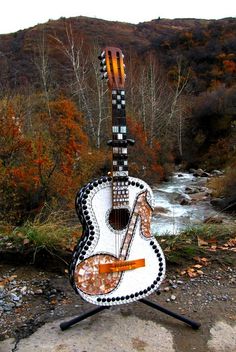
[223,60,236,74]
[197,236,209,247]
[127,115,164,182]
[217,238,236,253]
[0,97,92,222]
[197,236,236,252]
[179,256,210,278]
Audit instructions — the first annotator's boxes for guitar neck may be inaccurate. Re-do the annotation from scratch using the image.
[111,88,129,208]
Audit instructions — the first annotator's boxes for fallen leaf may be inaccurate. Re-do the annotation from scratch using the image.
[196,270,204,275]
[16,232,25,239]
[193,264,203,269]
[193,256,210,265]
[164,246,171,252]
[207,238,217,244]
[197,236,209,247]
[187,270,198,278]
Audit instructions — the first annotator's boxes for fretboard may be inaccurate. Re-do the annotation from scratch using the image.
[111,89,129,208]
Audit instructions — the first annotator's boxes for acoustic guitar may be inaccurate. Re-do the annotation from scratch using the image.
[69,47,165,306]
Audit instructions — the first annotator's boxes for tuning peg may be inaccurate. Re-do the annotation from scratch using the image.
[98,51,105,60]
[100,72,108,80]
[100,65,107,72]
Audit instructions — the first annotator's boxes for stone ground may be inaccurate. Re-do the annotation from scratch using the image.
[0,261,235,352]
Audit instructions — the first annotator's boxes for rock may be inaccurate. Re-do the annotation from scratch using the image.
[190,192,210,202]
[170,295,176,301]
[201,171,211,177]
[211,195,236,212]
[153,206,170,215]
[34,289,43,295]
[10,293,20,302]
[185,186,198,194]
[3,303,15,312]
[189,168,196,174]
[180,197,192,205]
[211,169,224,176]
[193,168,211,177]
[20,286,27,294]
[204,216,223,224]
[193,168,204,177]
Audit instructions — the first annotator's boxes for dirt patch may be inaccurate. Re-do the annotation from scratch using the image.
[0,258,235,352]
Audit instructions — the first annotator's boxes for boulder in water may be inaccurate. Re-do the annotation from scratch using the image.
[193,168,211,177]
[211,196,236,212]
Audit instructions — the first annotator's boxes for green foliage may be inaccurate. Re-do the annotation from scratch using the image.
[157,223,236,266]
[2,209,81,252]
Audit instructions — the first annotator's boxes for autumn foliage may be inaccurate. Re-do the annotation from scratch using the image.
[0,97,109,223]
[127,116,164,182]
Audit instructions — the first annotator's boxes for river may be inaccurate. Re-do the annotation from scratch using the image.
[151,172,221,236]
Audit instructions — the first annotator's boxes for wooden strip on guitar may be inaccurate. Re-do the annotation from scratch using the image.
[99,258,145,273]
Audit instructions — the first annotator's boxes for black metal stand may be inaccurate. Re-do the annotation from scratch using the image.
[60,298,201,331]
[60,306,110,331]
[139,298,201,330]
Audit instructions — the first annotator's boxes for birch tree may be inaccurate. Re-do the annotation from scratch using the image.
[51,23,96,141]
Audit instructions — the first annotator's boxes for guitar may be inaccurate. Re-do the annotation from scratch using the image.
[69,47,165,306]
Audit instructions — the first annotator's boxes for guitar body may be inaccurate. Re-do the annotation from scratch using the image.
[69,46,165,306]
[69,175,165,306]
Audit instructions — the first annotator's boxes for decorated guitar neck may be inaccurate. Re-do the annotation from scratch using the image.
[99,47,129,208]
[69,47,166,307]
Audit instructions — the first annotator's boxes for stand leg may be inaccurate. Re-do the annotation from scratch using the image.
[140,298,201,330]
[60,306,109,331]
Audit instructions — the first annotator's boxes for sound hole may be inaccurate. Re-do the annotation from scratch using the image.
[109,208,130,230]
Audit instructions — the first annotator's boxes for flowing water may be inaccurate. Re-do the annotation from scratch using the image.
[151,173,220,236]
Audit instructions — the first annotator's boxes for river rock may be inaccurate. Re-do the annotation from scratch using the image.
[185,186,198,194]
[153,206,170,215]
[204,216,223,224]
[180,197,192,205]
[190,191,210,202]
[211,196,236,212]
[193,169,211,177]
[211,169,224,176]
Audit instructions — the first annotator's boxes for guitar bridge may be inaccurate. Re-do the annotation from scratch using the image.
[99,258,145,273]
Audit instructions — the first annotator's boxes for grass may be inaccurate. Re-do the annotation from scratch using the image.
[157,223,236,266]
[1,211,235,268]
[0,209,81,253]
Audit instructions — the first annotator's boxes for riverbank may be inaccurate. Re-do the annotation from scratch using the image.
[0,255,235,351]
[0,172,235,351]
[152,172,235,235]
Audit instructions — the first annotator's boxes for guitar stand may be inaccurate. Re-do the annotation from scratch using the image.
[60,298,201,331]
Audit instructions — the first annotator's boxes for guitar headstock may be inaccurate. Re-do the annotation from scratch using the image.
[98,47,126,90]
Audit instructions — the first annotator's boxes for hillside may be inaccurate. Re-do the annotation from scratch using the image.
[0,16,235,223]
[0,16,235,91]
